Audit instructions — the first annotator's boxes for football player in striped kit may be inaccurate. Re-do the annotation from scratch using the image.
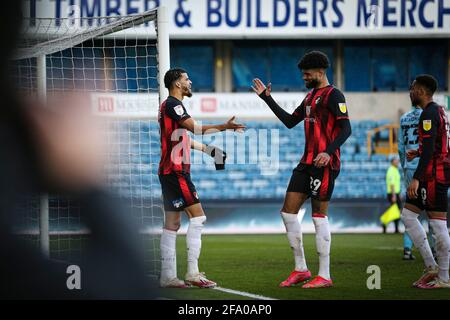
[402,74,450,289]
[252,51,352,288]
[398,105,435,260]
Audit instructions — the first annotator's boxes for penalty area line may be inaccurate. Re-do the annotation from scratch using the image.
[213,286,277,300]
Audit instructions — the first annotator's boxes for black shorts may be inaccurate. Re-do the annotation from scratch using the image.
[159,172,200,211]
[287,164,339,201]
[405,179,449,212]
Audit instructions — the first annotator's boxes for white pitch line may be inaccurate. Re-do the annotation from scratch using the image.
[213,286,277,300]
[374,246,404,250]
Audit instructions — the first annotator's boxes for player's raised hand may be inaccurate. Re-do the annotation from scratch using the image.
[313,152,331,168]
[407,178,419,199]
[406,149,419,161]
[225,116,246,132]
[266,82,272,96]
[252,78,271,96]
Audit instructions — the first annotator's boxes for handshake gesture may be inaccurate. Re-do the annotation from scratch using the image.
[224,116,245,132]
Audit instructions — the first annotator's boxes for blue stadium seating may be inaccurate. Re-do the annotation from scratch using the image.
[112,120,409,200]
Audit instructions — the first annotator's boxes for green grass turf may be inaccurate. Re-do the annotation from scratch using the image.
[161,234,450,300]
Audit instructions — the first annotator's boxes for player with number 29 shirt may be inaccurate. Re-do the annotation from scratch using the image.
[252,51,352,289]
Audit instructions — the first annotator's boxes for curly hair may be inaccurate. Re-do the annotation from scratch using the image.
[297,51,330,70]
[164,68,187,89]
[415,74,438,96]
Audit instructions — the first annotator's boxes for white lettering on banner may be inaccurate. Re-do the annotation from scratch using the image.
[98,96,114,113]
[90,93,450,119]
[90,92,304,118]
[92,93,158,117]
[201,97,218,113]
[184,93,304,118]
[23,0,450,38]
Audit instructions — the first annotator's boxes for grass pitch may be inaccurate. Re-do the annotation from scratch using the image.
[161,234,450,300]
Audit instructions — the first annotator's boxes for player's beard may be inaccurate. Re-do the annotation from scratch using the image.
[305,78,320,89]
[410,93,420,106]
[183,86,192,98]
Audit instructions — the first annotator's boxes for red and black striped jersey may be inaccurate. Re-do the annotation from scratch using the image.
[158,96,191,175]
[415,102,450,183]
[294,85,349,171]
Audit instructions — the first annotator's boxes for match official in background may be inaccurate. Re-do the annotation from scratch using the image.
[384,156,401,235]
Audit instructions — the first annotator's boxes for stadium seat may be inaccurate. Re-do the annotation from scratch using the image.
[121,120,394,200]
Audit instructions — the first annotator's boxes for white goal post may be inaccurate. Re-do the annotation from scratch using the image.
[12,7,169,276]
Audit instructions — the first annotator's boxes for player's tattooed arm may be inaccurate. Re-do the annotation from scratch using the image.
[191,139,206,152]
[252,78,304,129]
[181,117,245,135]
[190,140,227,170]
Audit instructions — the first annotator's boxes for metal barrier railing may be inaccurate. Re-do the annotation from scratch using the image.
[367,124,399,157]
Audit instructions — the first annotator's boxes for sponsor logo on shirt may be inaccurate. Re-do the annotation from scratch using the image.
[306,105,311,117]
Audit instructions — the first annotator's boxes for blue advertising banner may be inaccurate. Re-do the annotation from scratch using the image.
[23,0,450,38]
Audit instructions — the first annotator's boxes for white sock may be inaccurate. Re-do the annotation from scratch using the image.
[429,219,450,282]
[186,215,206,276]
[281,212,308,272]
[401,208,437,269]
[312,214,331,280]
[160,228,177,281]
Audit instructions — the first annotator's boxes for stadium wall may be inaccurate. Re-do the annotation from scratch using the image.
[92,92,449,121]
[180,199,447,234]
[28,0,450,121]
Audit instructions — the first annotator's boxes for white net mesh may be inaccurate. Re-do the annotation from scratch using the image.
[11,9,164,276]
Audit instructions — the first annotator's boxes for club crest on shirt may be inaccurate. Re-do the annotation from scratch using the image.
[338,103,347,114]
[315,96,322,105]
[174,105,184,116]
[423,120,432,131]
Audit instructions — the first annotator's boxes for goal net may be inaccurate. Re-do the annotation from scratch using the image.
[10,7,168,277]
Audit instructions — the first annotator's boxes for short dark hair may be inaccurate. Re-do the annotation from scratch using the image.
[415,74,438,96]
[298,51,330,70]
[164,68,187,89]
